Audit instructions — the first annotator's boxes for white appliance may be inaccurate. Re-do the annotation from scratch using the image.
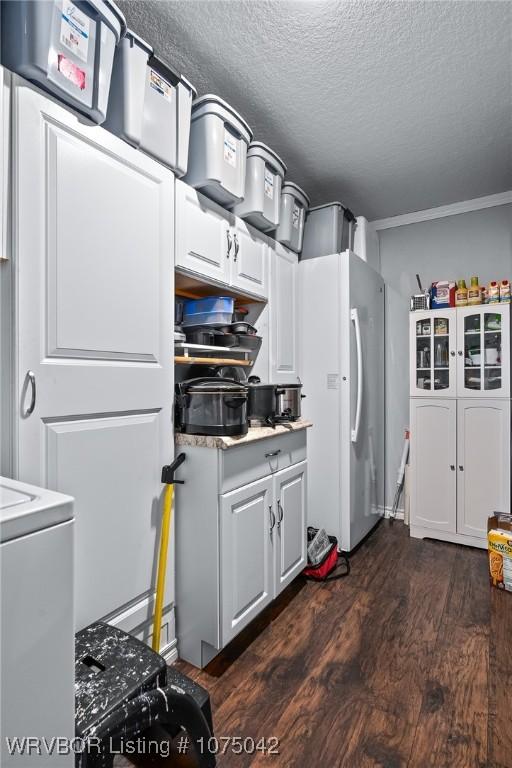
[0,477,75,766]
[299,251,385,551]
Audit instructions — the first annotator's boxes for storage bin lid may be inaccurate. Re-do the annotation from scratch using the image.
[307,201,346,214]
[101,0,127,41]
[192,94,253,144]
[247,141,287,177]
[281,181,310,208]
[125,28,153,56]
[181,75,198,98]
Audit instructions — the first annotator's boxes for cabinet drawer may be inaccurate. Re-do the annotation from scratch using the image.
[220,430,307,493]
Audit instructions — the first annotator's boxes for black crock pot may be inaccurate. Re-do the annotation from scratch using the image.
[176,378,248,436]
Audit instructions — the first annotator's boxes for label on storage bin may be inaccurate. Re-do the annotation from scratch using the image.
[149,69,173,102]
[292,202,301,230]
[264,169,274,199]
[224,130,237,167]
[60,1,90,63]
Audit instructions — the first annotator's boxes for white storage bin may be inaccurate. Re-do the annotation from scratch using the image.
[301,201,353,260]
[104,29,196,175]
[1,0,126,124]
[273,182,310,254]
[233,141,286,231]
[184,94,253,207]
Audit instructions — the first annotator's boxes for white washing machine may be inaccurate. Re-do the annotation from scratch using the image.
[0,477,75,766]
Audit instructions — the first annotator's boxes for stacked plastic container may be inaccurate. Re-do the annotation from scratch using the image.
[234,142,287,232]
[182,297,234,328]
[301,202,355,260]
[104,29,196,175]
[184,94,253,207]
[1,0,126,124]
[273,182,310,254]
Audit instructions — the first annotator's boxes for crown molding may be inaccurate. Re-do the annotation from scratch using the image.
[372,191,512,231]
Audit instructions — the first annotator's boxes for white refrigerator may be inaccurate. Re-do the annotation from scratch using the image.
[299,251,385,551]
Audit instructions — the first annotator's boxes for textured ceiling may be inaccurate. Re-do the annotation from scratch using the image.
[118,0,512,219]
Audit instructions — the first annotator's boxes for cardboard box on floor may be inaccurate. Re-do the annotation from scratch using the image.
[488,513,512,591]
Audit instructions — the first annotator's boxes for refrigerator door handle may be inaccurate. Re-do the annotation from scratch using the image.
[351,307,363,443]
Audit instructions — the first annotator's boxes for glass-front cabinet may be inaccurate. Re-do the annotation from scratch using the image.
[457,305,510,398]
[410,306,510,398]
[409,309,457,397]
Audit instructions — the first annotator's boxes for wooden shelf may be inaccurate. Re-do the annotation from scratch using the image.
[175,356,252,366]
[175,270,266,305]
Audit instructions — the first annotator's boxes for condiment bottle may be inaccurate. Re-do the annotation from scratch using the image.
[500,280,511,304]
[488,281,500,304]
[468,276,482,305]
[455,279,468,307]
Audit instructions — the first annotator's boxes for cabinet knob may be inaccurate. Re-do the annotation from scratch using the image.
[450,351,456,357]
[459,465,464,471]
[450,464,455,471]
[458,351,463,356]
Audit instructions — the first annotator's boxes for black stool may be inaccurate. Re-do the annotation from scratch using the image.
[75,622,215,767]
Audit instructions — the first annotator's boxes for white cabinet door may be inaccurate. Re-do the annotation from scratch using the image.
[410,310,457,397]
[457,305,510,398]
[175,179,231,283]
[13,80,174,635]
[410,399,457,533]
[457,399,510,539]
[271,244,299,383]
[220,476,274,645]
[230,220,268,298]
[274,461,307,595]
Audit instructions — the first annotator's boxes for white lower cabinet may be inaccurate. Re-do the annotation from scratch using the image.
[175,431,308,668]
[410,398,510,547]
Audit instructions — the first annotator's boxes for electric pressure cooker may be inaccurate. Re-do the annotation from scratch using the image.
[176,378,248,436]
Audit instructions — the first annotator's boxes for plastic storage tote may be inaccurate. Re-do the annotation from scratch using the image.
[182,296,234,328]
[233,142,287,232]
[273,182,310,254]
[104,29,196,175]
[1,0,126,124]
[184,94,253,207]
[301,202,354,260]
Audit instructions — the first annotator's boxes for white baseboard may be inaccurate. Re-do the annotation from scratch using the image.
[383,506,405,521]
[162,638,179,664]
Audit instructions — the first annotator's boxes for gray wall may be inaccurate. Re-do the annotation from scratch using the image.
[379,203,512,509]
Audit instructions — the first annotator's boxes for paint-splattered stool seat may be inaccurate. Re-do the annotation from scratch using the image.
[75,622,215,767]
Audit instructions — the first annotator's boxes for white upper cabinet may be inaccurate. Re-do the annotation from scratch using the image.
[175,179,232,284]
[175,179,268,300]
[410,309,457,397]
[456,305,510,398]
[270,243,299,383]
[230,219,268,298]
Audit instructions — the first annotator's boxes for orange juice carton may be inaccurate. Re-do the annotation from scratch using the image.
[488,513,512,591]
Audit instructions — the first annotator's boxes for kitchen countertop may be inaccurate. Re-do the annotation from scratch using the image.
[175,420,313,450]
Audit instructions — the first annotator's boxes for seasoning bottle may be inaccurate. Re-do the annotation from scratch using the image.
[488,281,500,304]
[455,279,468,307]
[500,280,511,304]
[468,276,482,306]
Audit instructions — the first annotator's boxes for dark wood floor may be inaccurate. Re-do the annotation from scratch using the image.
[118,521,512,768]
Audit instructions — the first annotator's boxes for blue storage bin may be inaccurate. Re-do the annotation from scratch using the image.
[182,296,234,328]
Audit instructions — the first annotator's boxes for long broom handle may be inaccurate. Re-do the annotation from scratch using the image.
[152,483,174,652]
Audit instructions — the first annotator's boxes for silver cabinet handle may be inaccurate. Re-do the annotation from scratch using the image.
[277,500,284,529]
[23,370,36,417]
[269,505,276,533]
[233,233,239,262]
[265,449,281,458]
[226,230,232,259]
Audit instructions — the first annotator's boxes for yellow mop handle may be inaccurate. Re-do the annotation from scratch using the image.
[152,482,174,652]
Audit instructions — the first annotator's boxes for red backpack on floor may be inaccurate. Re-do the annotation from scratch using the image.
[303,527,350,581]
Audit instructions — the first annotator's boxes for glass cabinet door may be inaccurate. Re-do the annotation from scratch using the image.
[458,306,509,397]
[410,311,456,397]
